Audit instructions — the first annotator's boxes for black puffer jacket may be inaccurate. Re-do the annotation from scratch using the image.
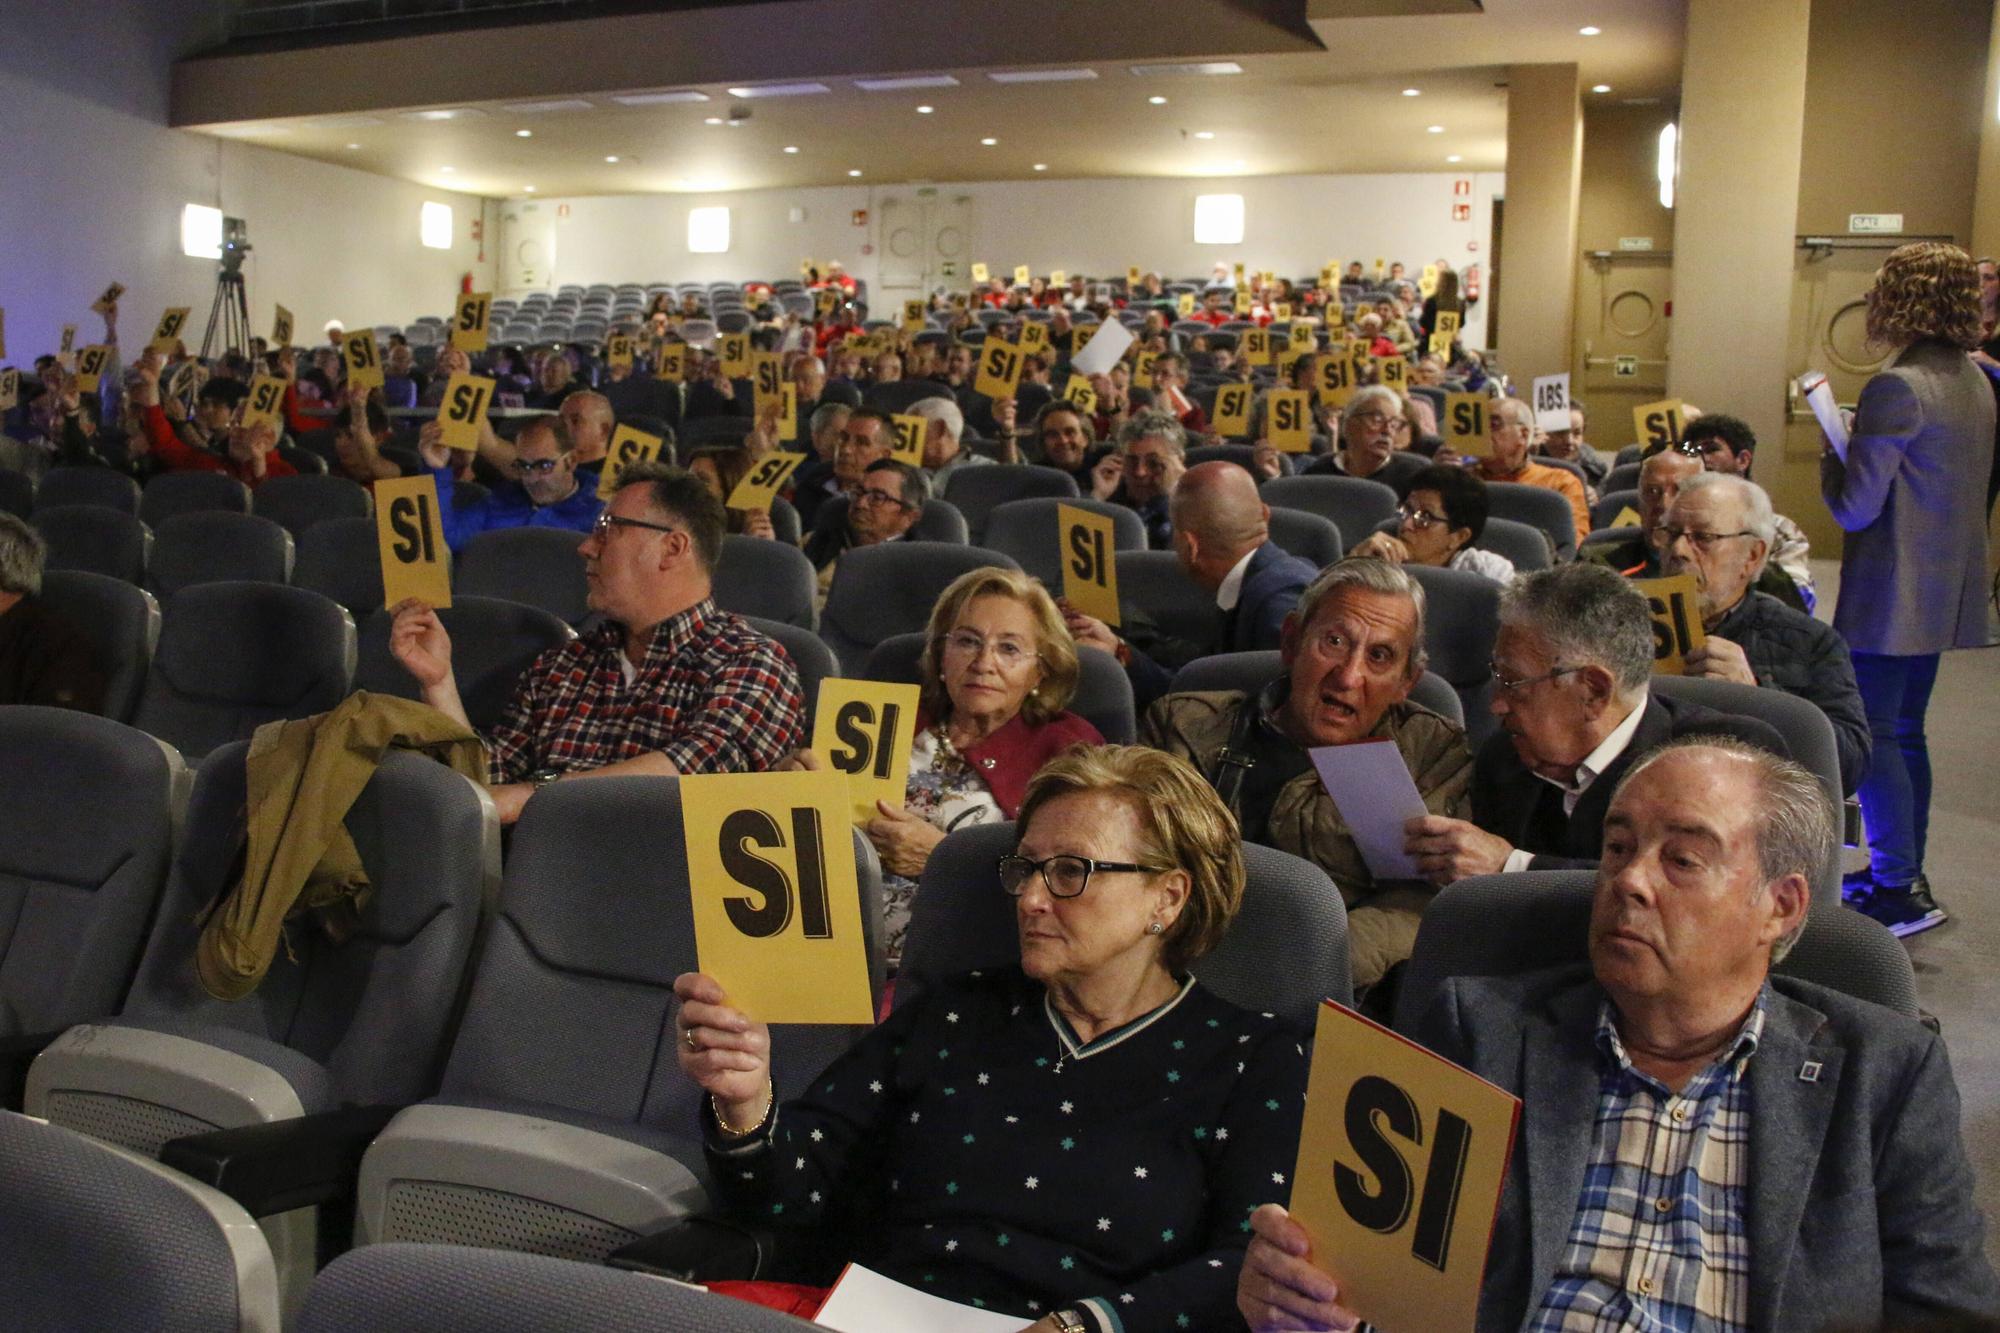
[1710,591,1871,794]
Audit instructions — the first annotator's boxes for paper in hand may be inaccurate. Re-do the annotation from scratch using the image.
[1310,739,1430,880]
[1070,319,1134,378]
[815,1263,1025,1333]
[1798,372,1848,463]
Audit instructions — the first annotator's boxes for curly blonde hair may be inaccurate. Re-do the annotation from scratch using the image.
[920,566,1079,726]
[1865,242,1981,350]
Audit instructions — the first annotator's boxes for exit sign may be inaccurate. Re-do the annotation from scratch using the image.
[1848,213,1903,234]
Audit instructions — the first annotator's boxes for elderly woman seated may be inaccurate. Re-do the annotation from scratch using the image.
[784,567,1101,967]
[674,744,1310,1332]
[1349,462,1516,584]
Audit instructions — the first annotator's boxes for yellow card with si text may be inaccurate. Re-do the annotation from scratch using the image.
[811,678,922,826]
[1267,388,1313,453]
[1634,573,1707,675]
[373,475,453,609]
[889,413,927,467]
[344,330,385,391]
[1058,503,1121,627]
[1443,392,1490,457]
[437,374,495,450]
[599,424,665,494]
[726,451,804,513]
[452,291,492,350]
[1211,383,1251,438]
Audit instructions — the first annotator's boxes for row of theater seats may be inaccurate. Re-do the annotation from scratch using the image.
[0,698,1913,1329]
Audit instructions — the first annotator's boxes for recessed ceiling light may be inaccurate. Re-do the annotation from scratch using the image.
[1033,163,1048,171]
[1592,84,1612,93]
[524,185,536,193]
[1149,96,1168,105]
[1427,125,1445,133]
[604,155,620,163]
[501,99,592,114]
[980,137,998,146]
[515,129,532,138]
[853,74,960,91]
[611,90,710,106]
[400,108,484,122]
[1446,155,1463,163]
[987,69,1098,84]
[1402,88,1421,97]
[916,105,934,114]
[1130,61,1242,77]
[440,166,455,173]
[848,169,863,177]
[1194,131,1214,140]
[783,145,799,153]
[1579,25,1601,35]
[704,117,723,125]
[345,143,360,150]
[725,82,831,99]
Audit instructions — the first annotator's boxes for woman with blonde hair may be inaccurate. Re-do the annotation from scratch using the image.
[1822,241,1994,937]
[783,566,1102,964]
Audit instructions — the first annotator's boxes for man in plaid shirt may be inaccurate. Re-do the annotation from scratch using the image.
[391,460,804,824]
[1239,738,1997,1330]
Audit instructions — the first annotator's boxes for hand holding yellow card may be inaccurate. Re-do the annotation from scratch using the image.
[726,451,803,512]
[1634,573,1706,674]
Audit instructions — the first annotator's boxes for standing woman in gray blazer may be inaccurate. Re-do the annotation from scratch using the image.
[1822,241,1994,937]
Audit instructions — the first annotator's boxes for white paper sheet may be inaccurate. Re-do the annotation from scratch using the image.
[1310,740,1431,881]
[1530,373,1571,433]
[814,1263,1028,1332]
[1070,319,1135,378]
[1798,371,1848,463]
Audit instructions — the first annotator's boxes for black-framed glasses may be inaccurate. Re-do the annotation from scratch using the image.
[998,854,1164,899]
[590,513,677,539]
[512,457,562,475]
[1397,502,1449,530]
[1490,661,1581,696]
[1348,410,1409,433]
[854,487,913,510]
[1657,525,1753,552]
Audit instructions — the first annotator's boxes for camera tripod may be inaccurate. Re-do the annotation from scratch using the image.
[202,268,250,360]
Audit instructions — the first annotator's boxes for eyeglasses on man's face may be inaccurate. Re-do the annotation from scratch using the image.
[590,512,677,540]
[1397,502,1449,530]
[1489,661,1580,697]
[854,487,912,511]
[1658,525,1753,552]
[512,456,563,475]
[1348,410,1408,434]
[997,854,1163,899]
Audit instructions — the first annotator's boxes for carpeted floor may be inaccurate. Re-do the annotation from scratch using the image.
[1816,558,2000,1266]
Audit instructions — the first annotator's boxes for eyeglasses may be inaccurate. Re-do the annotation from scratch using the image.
[512,457,562,475]
[941,630,1038,669]
[1348,411,1408,433]
[854,487,913,510]
[1490,661,1580,696]
[997,854,1164,899]
[1657,525,1753,552]
[1397,502,1449,530]
[590,513,677,540]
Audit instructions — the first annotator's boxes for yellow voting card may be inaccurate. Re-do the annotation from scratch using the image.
[1268,389,1312,453]
[241,375,286,431]
[973,339,1026,400]
[681,769,876,1024]
[374,475,452,609]
[344,330,384,391]
[272,304,294,348]
[726,452,803,513]
[452,291,492,351]
[150,308,190,353]
[1443,392,1489,457]
[719,332,751,379]
[1058,503,1121,627]
[811,678,922,827]
[889,413,926,467]
[1634,573,1707,674]
[74,345,111,392]
[1632,398,1686,454]
[437,374,495,450]
[1211,383,1251,438]
[1062,375,1097,416]
[599,424,665,494]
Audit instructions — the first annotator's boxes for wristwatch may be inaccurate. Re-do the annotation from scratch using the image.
[527,767,564,788]
[1051,1310,1089,1333]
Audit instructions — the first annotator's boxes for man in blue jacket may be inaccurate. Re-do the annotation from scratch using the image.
[419,416,603,554]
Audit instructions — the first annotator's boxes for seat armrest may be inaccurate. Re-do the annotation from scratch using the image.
[0,1030,67,1111]
[160,1104,402,1218]
[607,1215,776,1283]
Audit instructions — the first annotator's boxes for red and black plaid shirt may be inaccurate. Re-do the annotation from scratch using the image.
[484,599,804,784]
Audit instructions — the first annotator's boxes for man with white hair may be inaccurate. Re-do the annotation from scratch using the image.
[1473,396,1591,545]
[1662,473,1869,795]
[905,394,991,491]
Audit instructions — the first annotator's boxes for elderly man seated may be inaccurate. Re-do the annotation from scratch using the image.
[1303,385,1409,483]
[803,458,927,607]
[904,394,991,491]
[1240,738,2000,1331]
[1405,563,1785,882]
[1104,410,1188,549]
[786,400,855,529]
[1463,396,1590,547]
[1681,412,1817,609]
[1661,473,1867,794]
[390,461,805,825]
[418,415,602,554]
[1143,558,1473,995]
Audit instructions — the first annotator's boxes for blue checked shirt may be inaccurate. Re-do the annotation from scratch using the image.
[1525,989,1767,1333]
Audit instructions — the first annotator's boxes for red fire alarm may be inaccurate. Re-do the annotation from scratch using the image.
[852,209,869,226]
[1451,203,1471,222]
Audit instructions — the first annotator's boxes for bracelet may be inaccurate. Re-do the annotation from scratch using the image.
[712,1079,774,1137]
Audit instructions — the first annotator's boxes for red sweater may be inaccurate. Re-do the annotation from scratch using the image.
[141,404,295,489]
[913,707,1104,818]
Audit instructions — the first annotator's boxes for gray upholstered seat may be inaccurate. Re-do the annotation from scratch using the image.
[1390,870,1919,1036]
[148,512,294,600]
[1476,515,1553,572]
[1264,507,1344,569]
[744,614,838,731]
[1115,549,1222,649]
[293,516,385,617]
[354,776,885,1262]
[33,503,151,583]
[299,1243,817,1332]
[818,543,1020,674]
[712,534,818,629]
[0,707,182,1040]
[898,821,1351,1029]
[1590,488,1641,531]
[355,595,574,733]
[1405,564,1500,750]
[1605,459,1643,491]
[1260,474,1399,539]
[862,631,1136,743]
[938,464,1080,542]
[34,465,141,514]
[455,527,590,624]
[1167,651,1465,727]
[0,1110,280,1332]
[133,583,356,760]
[38,569,160,722]
[140,471,252,527]
[0,467,33,518]
[251,473,373,542]
[980,495,1146,590]
[1485,481,1577,560]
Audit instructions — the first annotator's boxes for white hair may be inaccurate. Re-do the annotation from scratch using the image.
[905,394,964,442]
[1676,471,1776,545]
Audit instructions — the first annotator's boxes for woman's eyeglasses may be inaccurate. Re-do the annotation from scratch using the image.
[997,854,1163,899]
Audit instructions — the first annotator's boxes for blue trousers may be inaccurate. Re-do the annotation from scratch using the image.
[1851,651,1942,889]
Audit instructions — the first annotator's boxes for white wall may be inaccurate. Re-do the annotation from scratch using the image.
[537,169,1503,345]
[0,0,491,363]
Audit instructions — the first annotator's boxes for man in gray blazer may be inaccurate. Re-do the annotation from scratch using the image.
[1238,738,1997,1331]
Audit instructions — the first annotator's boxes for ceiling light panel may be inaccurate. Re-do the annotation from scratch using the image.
[987,69,1098,84]
[725,82,832,98]
[854,75,960,91]
[501,99,593,114]
[400,108,486,122]
[611,90,711,105]
[1129,61,1242,77]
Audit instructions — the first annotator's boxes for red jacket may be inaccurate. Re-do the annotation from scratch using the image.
[913,707,1103,818]
[141,405,295,489]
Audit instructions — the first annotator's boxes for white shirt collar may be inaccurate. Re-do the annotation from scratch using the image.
[1535,689,1648,813]
[1215,545,1260,612]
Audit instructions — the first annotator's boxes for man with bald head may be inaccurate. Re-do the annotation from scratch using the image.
[557,390,616,480]
[1067,460,1318,706]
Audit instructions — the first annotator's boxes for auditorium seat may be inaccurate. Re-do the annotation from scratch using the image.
[300,1243,818,1332]
[1613,445,1644,470]
[979,495,1146,588]
[1477,515,1554,572]
[936,463,1079,542]
[1169,651,1465,727]
[712,534,818,629]
[1265,507,1344,568]
[900,821,1351,1027]
[147,512,295,600]
[0,707,182,1050]
[454,526,590,624]
[767,494,801,545]
[251,473,373,542]
[1184,443,1295,478]
[1485,481,1576,560]
[33,504,151,584]
[133,583,356,760]
[1590,488,1641,532]
[354,595,574,732]
[33,465,141,514]
[1116,549,1223,649]
[1604,461,1643,493]
[38,570,160,723]
[813,492,969,545]
[1405,564,1501,750]
[743,614,837,730]
[351,776,884,1262]
[0,1110,281,1333]
[139,471,251,528]
[1260,474,1399,540]
[819,543,1020,674]
[862,379,953,414]
[1391,870,1919,1037]
[862,632,1136,744]
[292,516,386,617]
[0,468,32,518]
